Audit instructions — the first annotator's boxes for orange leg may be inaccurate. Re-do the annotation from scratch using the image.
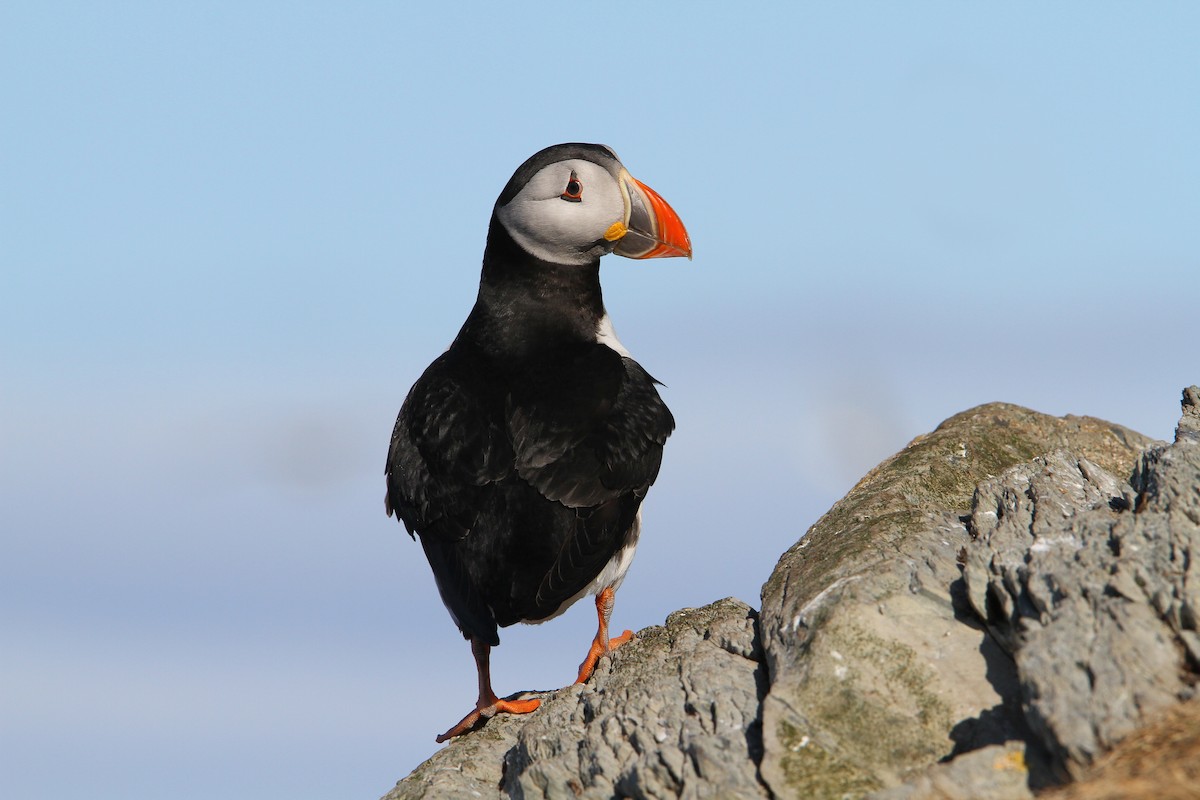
[574,586,634,685]
[435,636,540,743]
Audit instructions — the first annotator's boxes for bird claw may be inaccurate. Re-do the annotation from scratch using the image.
[574,629,635,684]
[611,629,634,649]
[435,696,541,743]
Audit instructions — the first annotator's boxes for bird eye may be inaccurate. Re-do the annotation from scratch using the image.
[560,172,583,202]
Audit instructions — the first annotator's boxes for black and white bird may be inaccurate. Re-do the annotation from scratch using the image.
[384,143,691,742]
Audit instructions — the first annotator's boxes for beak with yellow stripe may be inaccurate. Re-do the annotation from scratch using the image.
[612,169,692,260]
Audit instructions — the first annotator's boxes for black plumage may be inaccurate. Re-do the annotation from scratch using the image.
[383,143,690,741]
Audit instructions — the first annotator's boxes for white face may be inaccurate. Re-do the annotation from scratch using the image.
[495,158,627,267]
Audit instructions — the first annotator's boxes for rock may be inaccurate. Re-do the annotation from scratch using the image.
[1038,694,1200,800]
[381,704,527,800]
[1174,385,1200,445]
[503,597,769,799]
[756,403,1154,798]
[963,387,1200,778]
[865,741,1033,800]
[384,598,769,800]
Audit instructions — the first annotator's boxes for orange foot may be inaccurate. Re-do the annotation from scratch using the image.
[574,628,634,685]
[435,695,541,743]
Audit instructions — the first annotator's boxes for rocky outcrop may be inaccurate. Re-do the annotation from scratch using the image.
[385,598,769,800]
[382,389,1200,800]
[756,403,1154,798]
[503,598,768,799]
[963,386,1200,779]
[1041,694,1200,800]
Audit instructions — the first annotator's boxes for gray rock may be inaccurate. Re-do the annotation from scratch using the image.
[865,742,1033,800]
[503,598,769,799]
[383,598,769,800]
[382,708,527,800]
[1174,385,1200,445]
[963,386,1200,778]
[1035,693,1200,800]
[757,403,1153,799]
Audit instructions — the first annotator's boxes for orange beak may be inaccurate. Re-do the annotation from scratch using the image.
[613,172,692,260]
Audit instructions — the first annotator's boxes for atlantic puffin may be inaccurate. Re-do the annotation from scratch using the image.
[385,143,691,742]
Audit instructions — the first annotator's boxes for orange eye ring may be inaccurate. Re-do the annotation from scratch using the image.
[560,171,583,202]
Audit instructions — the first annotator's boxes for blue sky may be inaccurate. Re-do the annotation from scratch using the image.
[3,4,1198,799]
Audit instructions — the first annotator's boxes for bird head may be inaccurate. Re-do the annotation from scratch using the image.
[493,143,692,267]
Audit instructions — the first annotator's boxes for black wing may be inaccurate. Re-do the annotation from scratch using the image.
[507,343,675,508]
[505,344,674,615]
[385,349,515,536]
[385,351,511,643]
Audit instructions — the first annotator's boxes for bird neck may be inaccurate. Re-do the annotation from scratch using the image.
[456,220,606,361]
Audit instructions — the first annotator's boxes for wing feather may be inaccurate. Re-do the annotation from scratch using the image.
[507,344,674,508]
[385,352,510,541]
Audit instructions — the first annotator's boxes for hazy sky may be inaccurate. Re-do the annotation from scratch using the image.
[4,4,1198,799]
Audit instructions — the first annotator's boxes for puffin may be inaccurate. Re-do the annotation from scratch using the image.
[385,143,691,743]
